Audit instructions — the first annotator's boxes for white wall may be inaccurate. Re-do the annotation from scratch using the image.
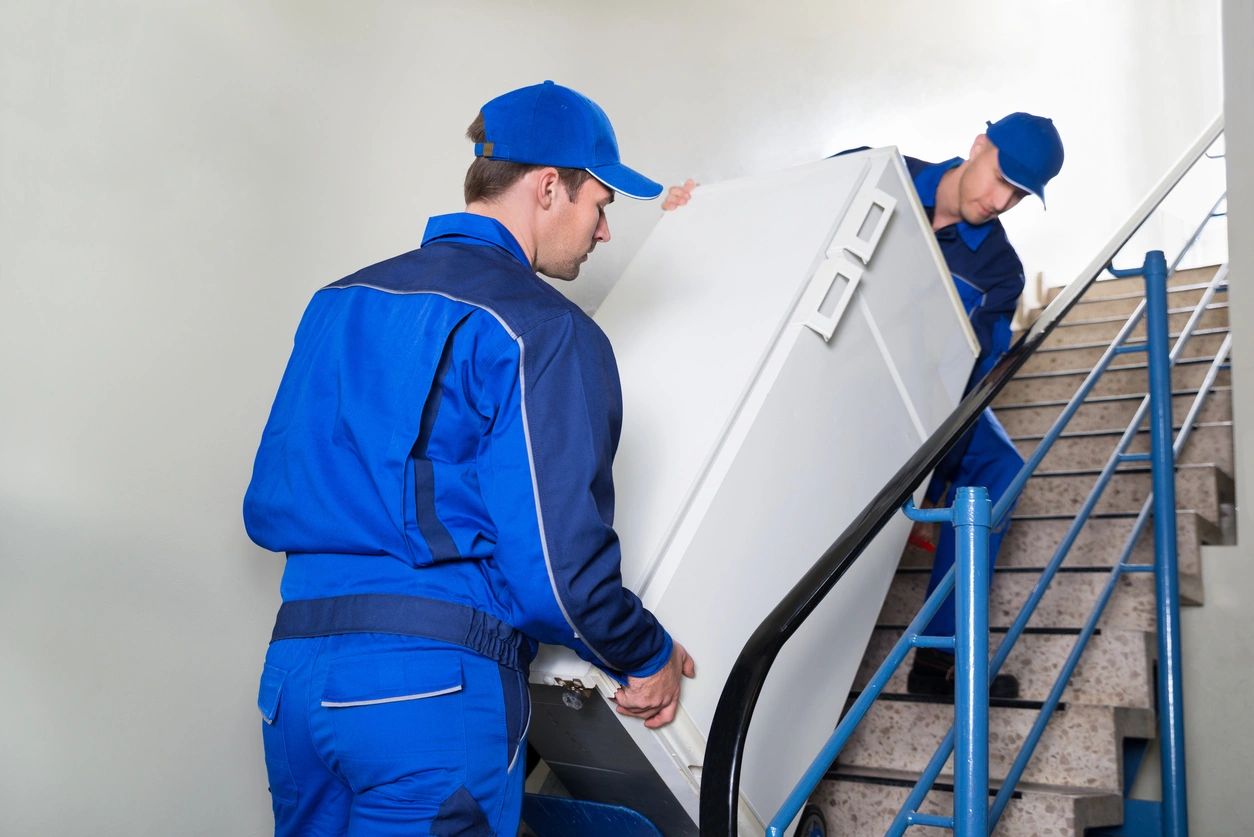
[0,2,1222,834]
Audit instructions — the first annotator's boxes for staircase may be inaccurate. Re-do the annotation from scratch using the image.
[809,265,1235,835]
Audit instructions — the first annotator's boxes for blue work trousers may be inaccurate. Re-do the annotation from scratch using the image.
[257,633,529,836]
[921,408,1024,640]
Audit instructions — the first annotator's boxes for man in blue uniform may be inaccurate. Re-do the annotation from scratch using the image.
[245,81,695,836]
[893,113,1065,698]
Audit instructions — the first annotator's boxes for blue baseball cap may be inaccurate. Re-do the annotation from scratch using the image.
[474,81,663,200]
[985,112,1064,207]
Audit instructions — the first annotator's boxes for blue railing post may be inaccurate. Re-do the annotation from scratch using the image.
[1143,249,1189,836]
[951,487,990,836]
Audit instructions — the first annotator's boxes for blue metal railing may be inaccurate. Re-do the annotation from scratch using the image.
[700,118,1226,837]
[775,235,1225,833]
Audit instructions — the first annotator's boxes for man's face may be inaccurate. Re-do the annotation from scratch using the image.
[957,135,1028,226]
[535,177,613,281]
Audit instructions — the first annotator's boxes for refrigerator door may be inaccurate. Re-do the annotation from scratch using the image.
[528,149,975,835]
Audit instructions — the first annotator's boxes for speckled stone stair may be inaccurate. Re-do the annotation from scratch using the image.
[1063,282,1226,319]
[993,510,1219,577]
[1014,462,1229,523]
[1014,421,1234,473]
[1075,266,1216,299]
[995,356,1230,404]
[881,566,1186,631]
[1021,329,1228,374]
[813,768,1123,836]
[854,627,1154,709]
[1041,302,1228,347]
[835,694,1154,793]
[994,386,1233,436]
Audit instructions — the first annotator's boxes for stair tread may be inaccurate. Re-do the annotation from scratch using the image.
[995,384,1230,411]
[1036,325,1229,354]
[825,765,1129,800]
[1055,301,1227,329]
[848,689,1058,711]
[1012,419,1232,442]
[1068,278,1220,304]
[1009,354,1221,381]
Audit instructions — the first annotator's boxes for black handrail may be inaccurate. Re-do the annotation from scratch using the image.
[698,120,1224,835]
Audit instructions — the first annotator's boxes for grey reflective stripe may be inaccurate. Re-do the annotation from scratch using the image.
[320,684,462,708]
[507,701,533,774]
[516,331,617,671]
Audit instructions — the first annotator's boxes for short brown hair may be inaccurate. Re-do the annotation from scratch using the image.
[463,113,593,204]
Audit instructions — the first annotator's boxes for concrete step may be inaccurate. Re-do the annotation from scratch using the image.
[1064,282,1226,320]
[1022,329,1228,374]
[1014,421,1233,474]
[1043,303,1228,348]
[994,386,1232,435]
[836,695,1154,793]
[881,566,1183,633]
[854,627,1154,709]
[1016,463,1229,523]
[813,768,1123,836]
[900,510,1215,590]
[995,357,1230,406]
[1078,266,1218,300]
[994,510,1219,576]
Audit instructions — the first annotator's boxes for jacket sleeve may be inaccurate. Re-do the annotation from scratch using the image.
[473,310,672,679]
[967,258,1025,383]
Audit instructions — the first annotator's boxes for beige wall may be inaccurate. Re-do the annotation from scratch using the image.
[1173,4,1254,833]
[0,2,1224,833]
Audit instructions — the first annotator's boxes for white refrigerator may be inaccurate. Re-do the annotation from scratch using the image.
[527,148,977,836]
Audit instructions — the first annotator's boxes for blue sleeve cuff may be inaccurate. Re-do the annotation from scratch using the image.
[623,630,674,680]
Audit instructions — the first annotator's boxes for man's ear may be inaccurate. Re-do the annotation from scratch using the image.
[970,133,991,158]
[536,168,561,210]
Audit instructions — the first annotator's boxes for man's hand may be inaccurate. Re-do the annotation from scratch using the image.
[661,179,698,211]
[613,642,696,729]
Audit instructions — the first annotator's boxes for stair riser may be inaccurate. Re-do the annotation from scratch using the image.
[995,388,1232,435]
[1045,305,1228,348]
[1016,467,1221,521]
[854,629,1153,709]
[1022,331,1228,374]
[997,363,1230,405]
[1016,423,1233,474]
[1066,285,1223,319]
[1080,268,1215,299]
[813,777,1123,836]
[839,702,1146,792]
[881,571,1158,633]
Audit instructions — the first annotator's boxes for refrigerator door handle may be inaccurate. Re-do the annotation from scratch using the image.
[840,186,897,264]
[801,252,864,342]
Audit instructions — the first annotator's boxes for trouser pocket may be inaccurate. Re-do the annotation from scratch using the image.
[322,649,467,797]
[257,663,299,805]
[498,664,531,773]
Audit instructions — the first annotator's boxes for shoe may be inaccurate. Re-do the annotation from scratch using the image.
[906,647,1020,700]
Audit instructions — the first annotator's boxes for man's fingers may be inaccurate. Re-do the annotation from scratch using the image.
[682,653,696,678]
[615,702,651,719]
[643,700,679,729]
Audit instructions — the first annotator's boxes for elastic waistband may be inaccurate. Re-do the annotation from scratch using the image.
[270,594,533,671]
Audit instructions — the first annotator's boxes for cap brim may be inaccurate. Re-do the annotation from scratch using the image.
[998,154,1047,208]
[586,163,664,200]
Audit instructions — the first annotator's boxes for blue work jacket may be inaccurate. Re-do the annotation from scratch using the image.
[904,155,1026,388]
[243,213,673,679]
